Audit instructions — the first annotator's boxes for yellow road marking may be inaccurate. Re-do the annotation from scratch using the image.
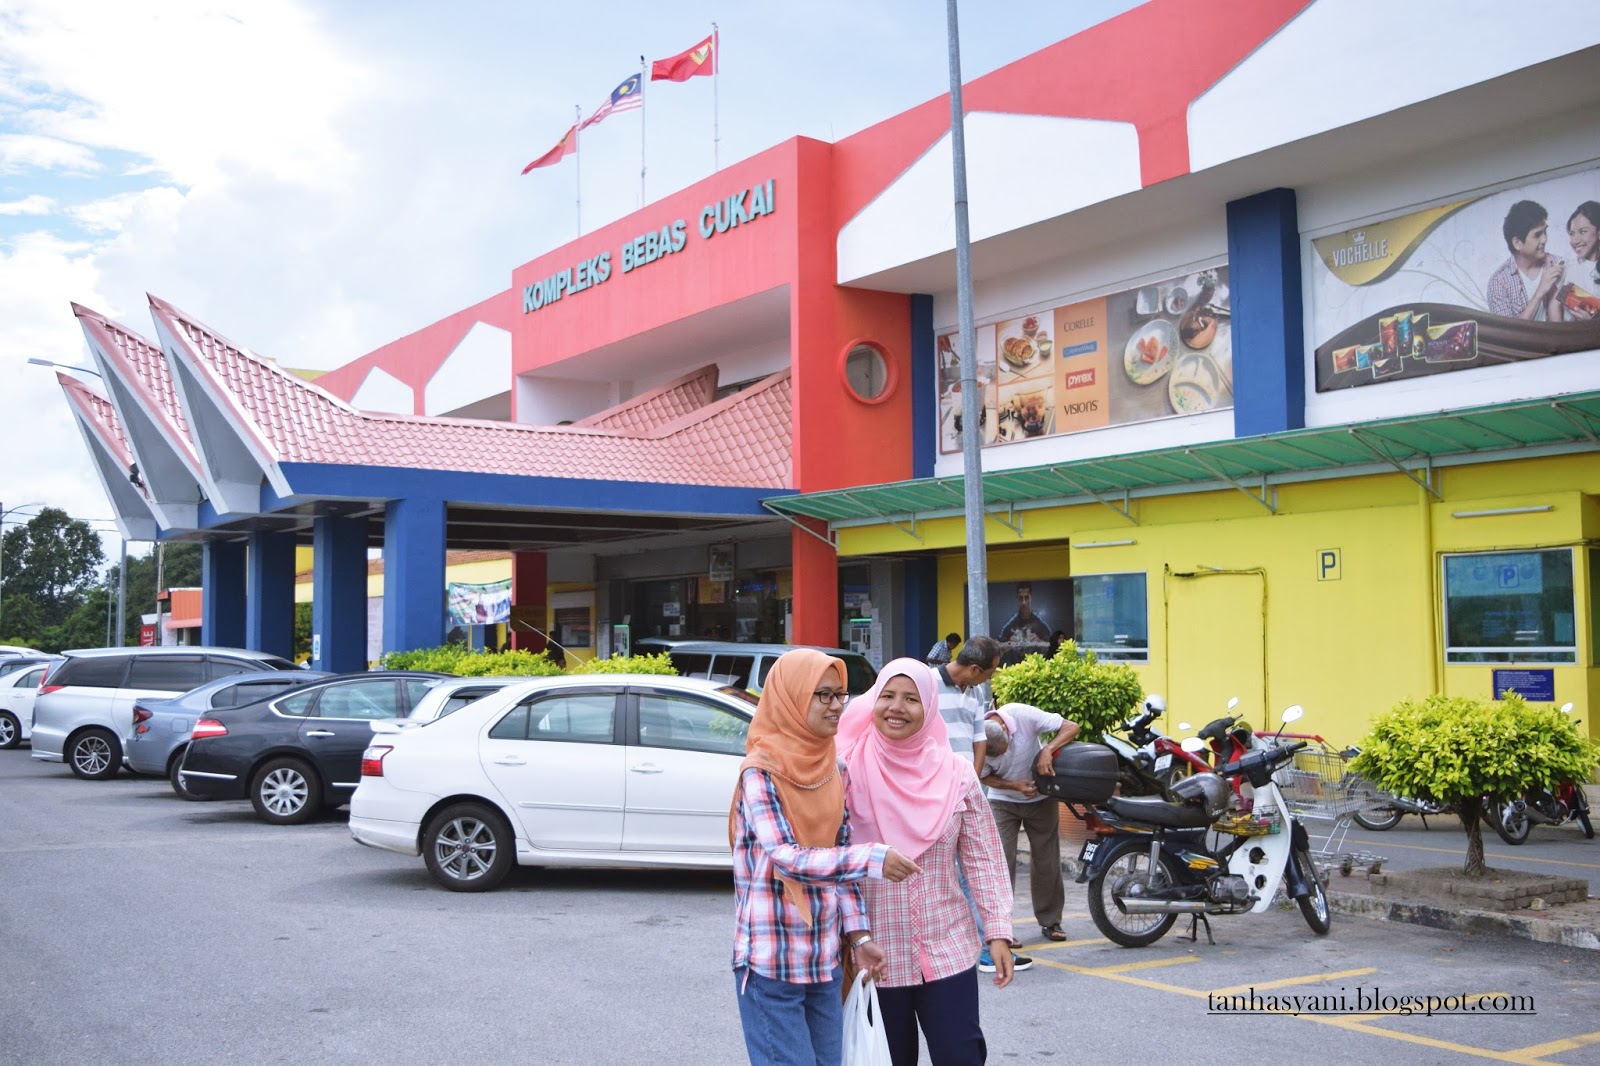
[1018,937,1105,951]
[1209,967,1377,996]
[1368,840,1600,872]
[1084,955,1198,975]
[1030,958,1559,1065]
[1511,1030,1600,1057]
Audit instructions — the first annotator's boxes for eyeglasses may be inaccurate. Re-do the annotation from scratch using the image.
[812,690,848,706]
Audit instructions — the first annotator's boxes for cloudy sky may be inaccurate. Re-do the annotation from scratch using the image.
[0,0,1145,560]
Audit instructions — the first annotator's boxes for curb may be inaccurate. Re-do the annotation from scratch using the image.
[1018,853,1600,952]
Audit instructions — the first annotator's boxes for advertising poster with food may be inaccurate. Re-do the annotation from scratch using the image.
[937,266,1232,453]
[1310,167,1600,392]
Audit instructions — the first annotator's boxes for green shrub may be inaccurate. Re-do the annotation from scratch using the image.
[1352,693,1600,875]
[377,645,565,677]
[570,652,677,676]
[990,643,1143,742]
[378,644,473,672]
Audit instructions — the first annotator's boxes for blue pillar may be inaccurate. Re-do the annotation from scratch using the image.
[246,531,296,659]
[910,294,936,479]
[312,515,368,673]
[1225,188,1305,436]
[901,557,939,661]
[382,497,446,655]
[201,539,246,648]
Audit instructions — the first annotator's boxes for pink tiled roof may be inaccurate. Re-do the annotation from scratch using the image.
[58,372,143,489]
[142,296,792,490]
[72,303,200,470]
[573,365,719,432]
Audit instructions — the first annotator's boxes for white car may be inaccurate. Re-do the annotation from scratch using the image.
[0,661,49,749]
[399,676,525,726]
[350,674,756,891]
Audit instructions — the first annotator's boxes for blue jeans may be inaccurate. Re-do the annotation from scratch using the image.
[957,859,990,963]
[734,966,843,1066]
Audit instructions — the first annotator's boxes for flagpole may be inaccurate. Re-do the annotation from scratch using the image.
[574,103,583,236]
[711,21,720,171]
[633,54,640,204]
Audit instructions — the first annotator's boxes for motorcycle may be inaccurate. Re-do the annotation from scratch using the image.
[1491,703,1594,844]
[1349,788,1455,832]
[1101,695,1210,798]
[1050,706,1332,948]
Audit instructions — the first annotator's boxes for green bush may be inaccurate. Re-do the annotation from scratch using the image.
[570,652,677,676]
[1352,693,1600,875]
[990,642,1143,742]
[377,645,564,677]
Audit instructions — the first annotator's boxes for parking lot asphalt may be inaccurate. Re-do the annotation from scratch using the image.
[8,751,1600,1066]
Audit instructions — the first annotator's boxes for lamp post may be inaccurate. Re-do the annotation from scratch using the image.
[27,357,103,378]
[0,502,45,637]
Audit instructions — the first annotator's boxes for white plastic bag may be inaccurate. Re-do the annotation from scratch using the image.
[841,971,892,1066]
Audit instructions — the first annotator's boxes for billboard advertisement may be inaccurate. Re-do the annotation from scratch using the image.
[1310,168,1600,392]
[447,578,512,626]
[938,265,1232,453]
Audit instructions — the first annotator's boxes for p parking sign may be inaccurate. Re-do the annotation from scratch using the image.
[1317,549,1342,581]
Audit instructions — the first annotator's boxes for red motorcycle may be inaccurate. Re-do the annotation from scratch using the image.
[1491,703,1595,844]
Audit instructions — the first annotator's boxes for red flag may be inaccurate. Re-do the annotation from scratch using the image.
[650,33,716,82]
[521,125,576,174]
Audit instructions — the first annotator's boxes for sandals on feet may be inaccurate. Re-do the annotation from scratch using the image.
[1041,924,1067,941]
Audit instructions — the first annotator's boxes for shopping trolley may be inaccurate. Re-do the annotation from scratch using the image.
[1263,733,1387,876]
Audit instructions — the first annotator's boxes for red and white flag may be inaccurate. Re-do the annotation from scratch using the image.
[650,33,716,82]
[521,124,576,174]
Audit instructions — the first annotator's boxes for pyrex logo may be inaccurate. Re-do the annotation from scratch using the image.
[1065,368,1096,390]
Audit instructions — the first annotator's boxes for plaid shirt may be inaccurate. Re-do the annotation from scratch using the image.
[731,767,888,983]
[861,781,1014,987]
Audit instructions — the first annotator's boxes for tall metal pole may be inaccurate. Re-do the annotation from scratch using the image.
[711,22,720,170]
[639,55,648,206]
[116,537,128,647]
[946,0,988,639]
[574,103,583,236]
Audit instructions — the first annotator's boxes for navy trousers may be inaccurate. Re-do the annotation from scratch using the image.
[874,967,986,1065]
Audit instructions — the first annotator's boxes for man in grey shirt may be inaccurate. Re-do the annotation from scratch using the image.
[934,635,999,773]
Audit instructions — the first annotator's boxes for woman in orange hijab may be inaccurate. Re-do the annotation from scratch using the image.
[730,648,919,1066]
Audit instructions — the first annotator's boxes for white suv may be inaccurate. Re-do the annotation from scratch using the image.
[31,647,300,779]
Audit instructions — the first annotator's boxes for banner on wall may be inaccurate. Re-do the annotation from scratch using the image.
[1310,167,1600,392]
[447,579,513,626]
[977,579,1072,666]
[937,266,1232,454]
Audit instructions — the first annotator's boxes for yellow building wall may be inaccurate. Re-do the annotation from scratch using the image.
[839,452,1600,745]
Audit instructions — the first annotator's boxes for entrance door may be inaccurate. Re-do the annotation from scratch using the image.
[1165,571,1268,732]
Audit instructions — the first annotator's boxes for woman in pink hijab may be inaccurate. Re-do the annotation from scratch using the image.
[836,657,1015,1066]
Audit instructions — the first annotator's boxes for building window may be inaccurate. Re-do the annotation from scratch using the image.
[1443,549,1577,664]
[841,342,893,403]
[1072,572,1148,662]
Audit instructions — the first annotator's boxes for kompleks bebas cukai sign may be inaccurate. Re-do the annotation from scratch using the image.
[522,179,777,314]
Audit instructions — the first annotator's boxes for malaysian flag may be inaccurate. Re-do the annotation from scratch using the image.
[580,73,643,130]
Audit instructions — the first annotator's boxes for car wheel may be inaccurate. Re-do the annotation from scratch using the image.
[423,803,514,892]
[68,728,121,780]
[249,758,319,825]
[168,749,203,801]
[0,711,19,749]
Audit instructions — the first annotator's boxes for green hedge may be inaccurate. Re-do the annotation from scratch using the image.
[569,652,678,675]
[377,645,564,676]
[990,642,1144,742]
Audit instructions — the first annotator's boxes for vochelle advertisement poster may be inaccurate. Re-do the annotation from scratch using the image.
[937,265,1233,453]
[1310,167,1600,392]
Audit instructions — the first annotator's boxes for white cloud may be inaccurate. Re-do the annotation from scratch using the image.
[0,133,97,173]
[0,193,54,215]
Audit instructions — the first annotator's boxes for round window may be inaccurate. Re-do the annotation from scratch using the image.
[842,343,891,402]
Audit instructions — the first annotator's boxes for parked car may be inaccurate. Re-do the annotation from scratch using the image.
[30,647,301,779]
[349,675,758,892]
[0,644,39,657]
[0,660,52,749]
[177,671,453,824]
[403,677,525,725]
[126,669,334,797]
[633,639,876,697]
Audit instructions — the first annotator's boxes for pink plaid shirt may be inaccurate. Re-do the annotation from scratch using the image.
[861,780,1014,987]
[731,767,888,983]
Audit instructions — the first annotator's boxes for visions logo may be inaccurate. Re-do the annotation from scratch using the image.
[1065,368,1097,390]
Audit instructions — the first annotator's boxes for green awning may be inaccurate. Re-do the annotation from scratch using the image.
[764,390,1600,527]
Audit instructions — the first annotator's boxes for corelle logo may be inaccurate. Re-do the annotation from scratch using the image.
[1065,368,1096,390]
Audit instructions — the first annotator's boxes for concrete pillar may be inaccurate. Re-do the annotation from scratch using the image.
[312,515,368,673]
[790,521,838,648]
[382,497,446,654]
[245,531,296,658]
[201,539,246,648]
[509,551,548,652]
[902,556,938,663]
[1226,187,1306,435]
[910,293,937,479]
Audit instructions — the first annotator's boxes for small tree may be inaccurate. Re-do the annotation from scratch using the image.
[1351,693,1600,877]
[989,643,1144,742]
